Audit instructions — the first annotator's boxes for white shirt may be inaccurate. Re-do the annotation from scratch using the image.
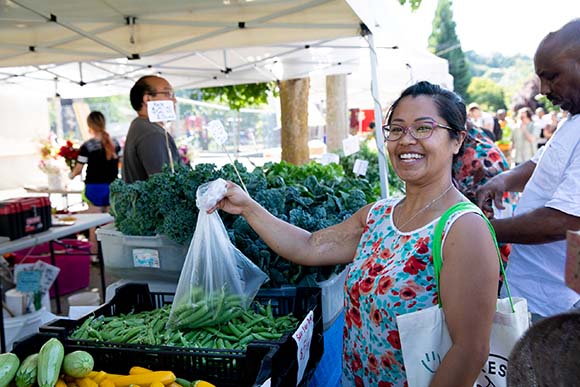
[501,114,580,317]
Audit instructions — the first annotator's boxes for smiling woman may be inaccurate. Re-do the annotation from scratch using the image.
[210,81,499,386]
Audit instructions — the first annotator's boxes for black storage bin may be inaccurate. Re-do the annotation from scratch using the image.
[0,201,24,240]
[41,283,323,387]
[0,197,51,240]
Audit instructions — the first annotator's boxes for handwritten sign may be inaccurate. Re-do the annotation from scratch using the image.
[16,270,42,293]
[342,136,360,157]
[33,260,60,294]
[147,100,176,122]
[353,159,369,176]
[320,153,340,166]
[207,120,228,145]
[292,310,314,385]
[133,249,160,269]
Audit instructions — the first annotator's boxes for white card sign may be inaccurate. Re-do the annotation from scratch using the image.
[133,249,160,268]
[147,100,176,123]
[353,159,369,176]
[292,310,314,385]
[207,120,228,145]
[342,136,360,157]
[320,153,340,166]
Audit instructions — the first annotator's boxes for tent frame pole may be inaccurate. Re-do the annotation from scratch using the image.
[366,31,389,199]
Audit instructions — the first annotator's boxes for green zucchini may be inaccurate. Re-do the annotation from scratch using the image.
[0,353,20,387]
[15,353,38,387]
[62,351,94,378]
[37,338,64,387]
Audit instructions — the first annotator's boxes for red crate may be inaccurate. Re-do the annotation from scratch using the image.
[13,239,92,297]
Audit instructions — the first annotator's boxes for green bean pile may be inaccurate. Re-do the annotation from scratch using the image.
[69,302,298,350]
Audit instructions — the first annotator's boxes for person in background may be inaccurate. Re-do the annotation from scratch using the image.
[512,107,536,164]
[122,75,182,183]
[453,119,516,272]
[69,111,120,253]
[476,18,580,322]
[212,81,499,386]
[467,103,496,140]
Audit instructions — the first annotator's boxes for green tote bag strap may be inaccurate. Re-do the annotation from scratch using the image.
[432,201,514,312]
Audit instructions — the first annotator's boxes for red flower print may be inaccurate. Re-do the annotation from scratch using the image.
[349,306,362,328]
[368,263,385,277]
[403,256,427,275]
[371,237,384,252]
[368,353,379,374]
[400,280,424,300]
[400,235,411,244]
[386,330,401,350]
[359,277,375,295]
[489,151,501,162]
[352,351,363,372]
[377,275,394,295]
[370,304,382,326]
[361,257,375,271]
[379,382,394,387]
[380,248,395,260]
[380,351,401,370]
[355,376,364,387]
[349,281,361,307]
[416,240,429,255]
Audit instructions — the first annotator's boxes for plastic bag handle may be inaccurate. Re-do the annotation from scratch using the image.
[432,202,514,312]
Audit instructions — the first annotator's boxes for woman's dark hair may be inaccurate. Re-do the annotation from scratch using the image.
[385,81,467,160]
[129,75,157,111]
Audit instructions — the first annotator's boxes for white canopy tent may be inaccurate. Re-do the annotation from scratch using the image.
[0,0,451,195]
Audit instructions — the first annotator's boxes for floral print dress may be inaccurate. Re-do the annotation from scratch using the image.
[342,197,471,387]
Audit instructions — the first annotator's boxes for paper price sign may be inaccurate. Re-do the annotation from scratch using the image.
[342,136,360,157]
[353,159,369,176]
[147,100,176,123]
[320,153,340,166]
[133,249,160,269]
[207,120,228,145]
[292,310,314,385]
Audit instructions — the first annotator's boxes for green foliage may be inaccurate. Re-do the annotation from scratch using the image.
[198,82,278,111]
[467,77,507,112]
[398,0,423,10]
[339,141,405,198]
[465,51,534,108]
[84,94,132,123]
[109,159,381,287]
[428,0,471,99]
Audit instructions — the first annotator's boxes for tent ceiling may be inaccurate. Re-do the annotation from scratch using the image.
[0,0,363,66]
[0,0,378,97]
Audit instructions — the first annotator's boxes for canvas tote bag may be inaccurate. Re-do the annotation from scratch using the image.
[396,202,530,387]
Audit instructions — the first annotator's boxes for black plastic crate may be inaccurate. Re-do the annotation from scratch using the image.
[11,332,278,387]
[41,283,323,387]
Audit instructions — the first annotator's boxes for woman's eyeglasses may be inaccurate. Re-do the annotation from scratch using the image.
[382,120,455,142]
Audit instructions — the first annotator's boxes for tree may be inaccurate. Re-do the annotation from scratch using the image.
[428,0,471,99]
[467,77,507,112]
[195,82,278,111]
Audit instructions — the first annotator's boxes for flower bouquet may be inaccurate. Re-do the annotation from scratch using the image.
[58,140,80,172]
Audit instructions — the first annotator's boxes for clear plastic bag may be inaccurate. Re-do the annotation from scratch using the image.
[167,178,268,329]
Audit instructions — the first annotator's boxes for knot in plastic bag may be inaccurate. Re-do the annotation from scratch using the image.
[196,178,228,212]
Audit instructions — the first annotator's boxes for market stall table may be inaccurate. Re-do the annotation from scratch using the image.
[23,185,84,212]
[0,213,113,352]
